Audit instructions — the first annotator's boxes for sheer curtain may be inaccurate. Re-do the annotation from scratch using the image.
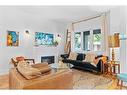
[68,12,110,55]
[101,12,110,56]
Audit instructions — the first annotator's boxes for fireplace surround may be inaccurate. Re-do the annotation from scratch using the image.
[41,56,55,64]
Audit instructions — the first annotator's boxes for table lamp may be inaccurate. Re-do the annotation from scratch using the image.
[108,33,120,62]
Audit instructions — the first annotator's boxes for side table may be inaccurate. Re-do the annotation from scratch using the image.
[103,62,120,75]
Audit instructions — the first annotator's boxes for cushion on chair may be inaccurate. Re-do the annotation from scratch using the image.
[37,66,51,74]
[31,62,48,68]
[32,62,51,74]
[17,61,41,80]
[16,56,25,62]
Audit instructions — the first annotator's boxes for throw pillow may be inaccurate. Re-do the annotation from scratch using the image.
[85,52,97,63]
[100,56,107,64]
[16,56,25,62]
[17,61,41,80]
[68,52,78,60]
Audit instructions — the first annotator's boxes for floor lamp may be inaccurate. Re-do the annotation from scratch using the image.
[108,33,120,63]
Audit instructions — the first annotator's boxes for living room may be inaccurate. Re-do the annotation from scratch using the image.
[0,6,127,90]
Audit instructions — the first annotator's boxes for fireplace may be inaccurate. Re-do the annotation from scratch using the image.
[41,56,55,64]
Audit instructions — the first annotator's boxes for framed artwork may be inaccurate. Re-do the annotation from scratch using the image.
[7,31,19,46]
[35,32,54,45]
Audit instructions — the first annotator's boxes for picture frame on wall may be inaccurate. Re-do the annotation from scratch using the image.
[7,31,19,46]
[35,32,54,46]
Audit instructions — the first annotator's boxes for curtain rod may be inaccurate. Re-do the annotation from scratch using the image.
[72,14,103,24]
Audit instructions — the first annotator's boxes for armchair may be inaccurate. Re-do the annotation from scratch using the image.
[9,68,73,89]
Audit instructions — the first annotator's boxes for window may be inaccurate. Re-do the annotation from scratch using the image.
[93,29,101,51]
[83,31,90,51]
[74,32,81,50]
[74,29,102,52]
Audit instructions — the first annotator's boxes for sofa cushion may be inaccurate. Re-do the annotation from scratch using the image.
[17,61,41,80]
[68,52,78,60]
[32,63,51,74]
[73,61,98,71]
[76,53,85,61]
[84,52,97,63]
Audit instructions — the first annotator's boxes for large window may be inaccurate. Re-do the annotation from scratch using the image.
[74,29,102,52]
[74,32,81,50]
[83,31,90,51]
[93,29,101,51]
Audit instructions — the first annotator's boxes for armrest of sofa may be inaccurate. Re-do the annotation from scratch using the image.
[96,59,103,73]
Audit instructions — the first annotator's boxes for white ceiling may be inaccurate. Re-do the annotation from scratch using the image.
[2,6,116,23]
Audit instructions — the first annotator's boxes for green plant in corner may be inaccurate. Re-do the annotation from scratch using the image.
[53,40,59,46]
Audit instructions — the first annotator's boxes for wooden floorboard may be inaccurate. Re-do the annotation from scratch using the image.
[0,74,9,89]
[0,71,126,89]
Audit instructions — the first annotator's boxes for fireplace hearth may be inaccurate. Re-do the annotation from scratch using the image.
[41,56,55,64]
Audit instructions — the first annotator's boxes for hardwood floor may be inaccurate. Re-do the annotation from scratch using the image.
[0,70,126,89]
[0,74,9,89]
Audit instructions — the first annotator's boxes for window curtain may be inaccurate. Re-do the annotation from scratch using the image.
[64,24,73,53]
[101,12,110,56]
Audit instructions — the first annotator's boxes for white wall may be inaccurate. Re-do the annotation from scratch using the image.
[110,6,127,73]
[0,7,66,75]
[33,22,66,63]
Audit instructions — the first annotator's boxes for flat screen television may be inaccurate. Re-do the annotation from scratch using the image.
[35,32,54,45]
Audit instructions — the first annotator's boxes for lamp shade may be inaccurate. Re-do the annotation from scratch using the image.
[108,33,120,48]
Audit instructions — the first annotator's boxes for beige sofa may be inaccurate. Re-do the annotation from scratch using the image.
[9,68,73,89]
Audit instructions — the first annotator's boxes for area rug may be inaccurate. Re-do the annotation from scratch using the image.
[72,69,112,89]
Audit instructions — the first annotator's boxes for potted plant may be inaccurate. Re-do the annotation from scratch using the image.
[53,40,59,46]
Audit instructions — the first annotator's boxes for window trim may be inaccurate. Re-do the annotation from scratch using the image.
[83,30,91,51]
[74,32,82,51]
[74,28,102,52]
[92,29,102,52]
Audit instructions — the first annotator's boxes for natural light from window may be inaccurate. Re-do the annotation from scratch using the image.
[74,29,102,52]
[74,32,81,50]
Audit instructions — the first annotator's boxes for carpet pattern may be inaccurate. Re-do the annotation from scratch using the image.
[72,69,112,89]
